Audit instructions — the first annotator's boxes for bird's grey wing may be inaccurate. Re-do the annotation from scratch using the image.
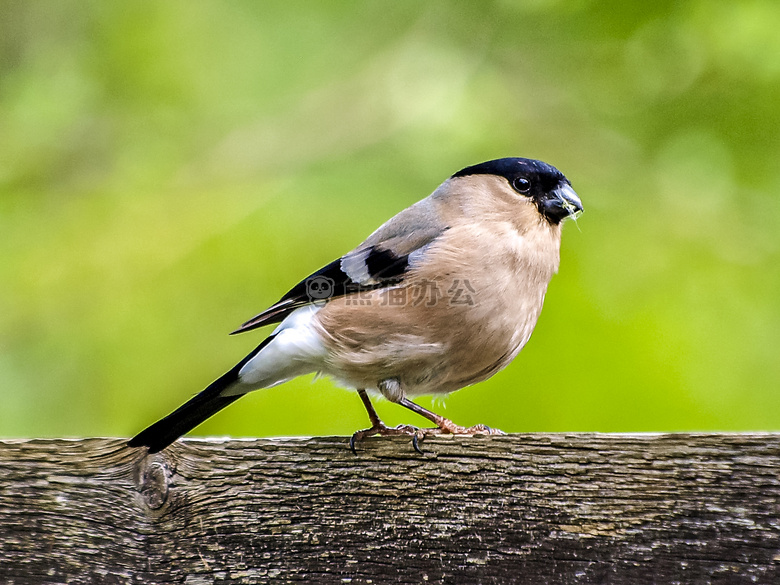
[231,196,448,335]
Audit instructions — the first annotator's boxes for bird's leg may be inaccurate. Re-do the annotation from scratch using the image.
[350,388,420,454]
[357,387,383,428]
[379,378,503,452]
[398,397,505,437]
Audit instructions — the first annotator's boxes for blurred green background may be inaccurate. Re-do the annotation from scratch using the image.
[1,1,778,440]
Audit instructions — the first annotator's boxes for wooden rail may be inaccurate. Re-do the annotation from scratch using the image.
[1,434,779,584]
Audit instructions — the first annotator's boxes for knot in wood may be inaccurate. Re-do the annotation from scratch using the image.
[139,461,169,510]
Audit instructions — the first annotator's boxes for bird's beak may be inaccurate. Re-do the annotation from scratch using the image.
[540,183,583,224]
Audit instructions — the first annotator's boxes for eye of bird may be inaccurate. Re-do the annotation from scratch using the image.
[512,176,532,194]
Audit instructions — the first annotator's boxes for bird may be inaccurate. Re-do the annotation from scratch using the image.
[128,157,583,454]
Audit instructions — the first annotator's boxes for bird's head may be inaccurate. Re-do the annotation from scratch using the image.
[451,157,583,225]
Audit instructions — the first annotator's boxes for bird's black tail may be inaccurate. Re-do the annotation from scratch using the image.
[128,338,272,453]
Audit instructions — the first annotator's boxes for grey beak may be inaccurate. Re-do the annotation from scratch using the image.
[540,183,583,224]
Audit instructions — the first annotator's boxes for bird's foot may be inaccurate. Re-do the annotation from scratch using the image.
[350,418,504,455]
[350,422,420,454]
[409,421,505,454]
[432,419,506,436]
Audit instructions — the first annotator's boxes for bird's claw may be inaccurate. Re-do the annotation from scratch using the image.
[412,431,425,455]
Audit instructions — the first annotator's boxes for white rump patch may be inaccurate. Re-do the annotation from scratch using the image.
[226,305,327,394]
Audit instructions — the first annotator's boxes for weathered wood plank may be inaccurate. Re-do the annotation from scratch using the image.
[1,434,779,584]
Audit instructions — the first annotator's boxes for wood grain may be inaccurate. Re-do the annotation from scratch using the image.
[1,434,779,584]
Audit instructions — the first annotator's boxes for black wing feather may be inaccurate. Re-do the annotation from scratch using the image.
[230,247,410,335]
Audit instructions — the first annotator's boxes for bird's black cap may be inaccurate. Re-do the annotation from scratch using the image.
[452,157,566,185]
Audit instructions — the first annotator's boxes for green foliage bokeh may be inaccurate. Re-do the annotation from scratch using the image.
[1,1,778,439]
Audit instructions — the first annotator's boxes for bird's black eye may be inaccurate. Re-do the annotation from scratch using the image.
[512,176,532,194]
